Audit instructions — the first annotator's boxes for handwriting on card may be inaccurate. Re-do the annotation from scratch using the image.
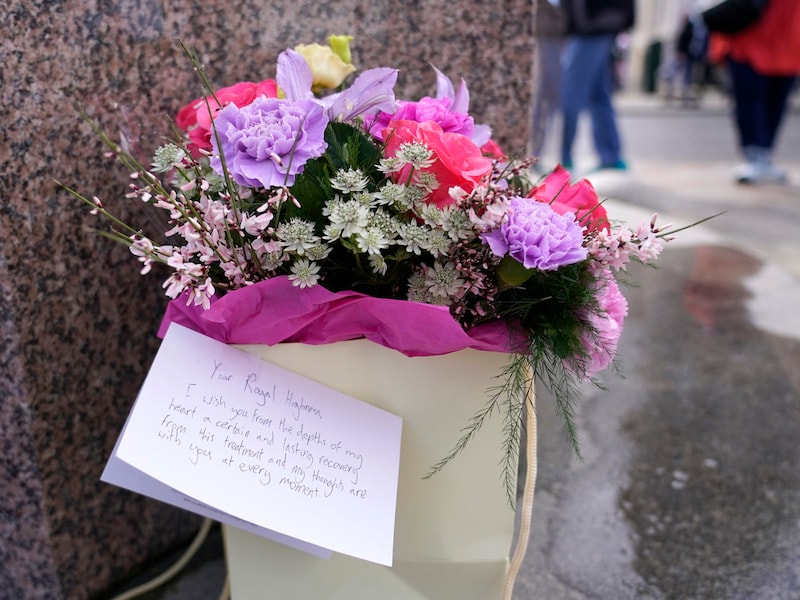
[151,357,372,501]
[113,323,402,565]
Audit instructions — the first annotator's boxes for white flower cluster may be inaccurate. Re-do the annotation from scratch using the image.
[119,143,500,309]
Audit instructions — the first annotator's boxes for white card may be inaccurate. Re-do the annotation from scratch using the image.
[102,323,403,566]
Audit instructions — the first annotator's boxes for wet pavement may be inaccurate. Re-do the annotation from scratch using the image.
[105,92,800,599]
[516,247,800,600]
[515,91,800,600]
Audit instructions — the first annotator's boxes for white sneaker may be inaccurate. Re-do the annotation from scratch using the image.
[733,161,761,184]
[760,163,788,184]
[733,161,788,185]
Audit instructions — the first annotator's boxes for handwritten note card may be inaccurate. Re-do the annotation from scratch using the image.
[102,323,403,566]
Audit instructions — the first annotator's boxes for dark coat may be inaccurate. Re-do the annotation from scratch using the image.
[562,0,635,35]
[534,0,568,38]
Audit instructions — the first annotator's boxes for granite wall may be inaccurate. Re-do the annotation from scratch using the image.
[0,1,533,597]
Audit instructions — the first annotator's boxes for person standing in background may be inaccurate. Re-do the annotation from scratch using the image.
[559,0,635,172]
[707,0,800,185]
[676,12,709,104]
[529,0,567,172]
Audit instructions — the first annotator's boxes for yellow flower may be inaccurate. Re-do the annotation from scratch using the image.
[327,34,353,65]
[294,43,356,92]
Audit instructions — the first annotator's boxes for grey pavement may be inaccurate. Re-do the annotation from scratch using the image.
[516,89,800,600]
[105,91,800,599]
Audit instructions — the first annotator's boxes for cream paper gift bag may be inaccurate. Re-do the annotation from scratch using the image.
[226,338,518,600]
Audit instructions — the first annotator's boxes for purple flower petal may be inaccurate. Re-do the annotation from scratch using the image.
[277,49,314,102]
[210,96,328,189]
[472,123,492,148]
[482,228,509,257]
[482,197,587,271]
[434,65,455,101]
[324,67,398,122]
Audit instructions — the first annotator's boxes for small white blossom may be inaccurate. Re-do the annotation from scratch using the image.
[395,141,435,170]
[418,204,446,227]
[357,226,390,255]
[633,215,668,263]
[634,230,664,263]
[442,209,475,241]
[404,185,427,206]
[587,226,634,271]
[323,222,344,242]
[406,270,429,303]
[377,156,401,174]
[420,228,452,258]
[128,235,154,257]
[151,144,186,173]
[414,171,440,195]
[186,277,215,310]
[277,218,319,255]
[288,259,321,288]
[221,261,245,284]
[423,260,465,302]
[369,253,388,276]
[167,253,204,278]
[448,186,468,204]
[374,181,408,207]
[324,199,370,239]
[353,190,379,205]
[367,209,398,239]
[162,273,185,299]
[398,222,429,255]
[252,238,286,271]
[330,168,370,194]
[306,242,333,261]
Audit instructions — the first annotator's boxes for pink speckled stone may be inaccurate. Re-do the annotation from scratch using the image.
[0,1,532,597]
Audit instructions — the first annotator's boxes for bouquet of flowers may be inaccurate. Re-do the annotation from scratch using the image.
[67,36,688,498]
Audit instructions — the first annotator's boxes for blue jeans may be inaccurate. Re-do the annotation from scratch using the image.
[727,58,796,154]
[530,37,563,158]
[560,34,623,167]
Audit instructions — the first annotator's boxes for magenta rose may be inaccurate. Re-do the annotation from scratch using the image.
[176,80,279,156]
[367,96,474,141]
[382,119,492,208]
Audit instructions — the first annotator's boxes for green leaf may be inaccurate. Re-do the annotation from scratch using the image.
[286,122,384,225]
[497,255,534,287]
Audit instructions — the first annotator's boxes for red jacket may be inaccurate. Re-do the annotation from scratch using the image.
[709,0,800,75]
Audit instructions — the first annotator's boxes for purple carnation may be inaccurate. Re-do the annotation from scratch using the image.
[482,197,587,271]
[210,96,328,189]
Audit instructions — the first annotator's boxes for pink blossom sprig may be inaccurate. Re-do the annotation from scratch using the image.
[586,214,671,273]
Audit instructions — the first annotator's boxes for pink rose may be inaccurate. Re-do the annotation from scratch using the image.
[382,119,493,208]
[176,80,279,156]
[480,138,506,161]
[527,164,609,233]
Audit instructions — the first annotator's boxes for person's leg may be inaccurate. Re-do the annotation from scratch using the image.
[682,56,694,97]
[728,58,790,183]
[529,37,563,161]
[560,36,605,167]
[763,74,797,151]
[727,57,764,152]
[586,35,624,168]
